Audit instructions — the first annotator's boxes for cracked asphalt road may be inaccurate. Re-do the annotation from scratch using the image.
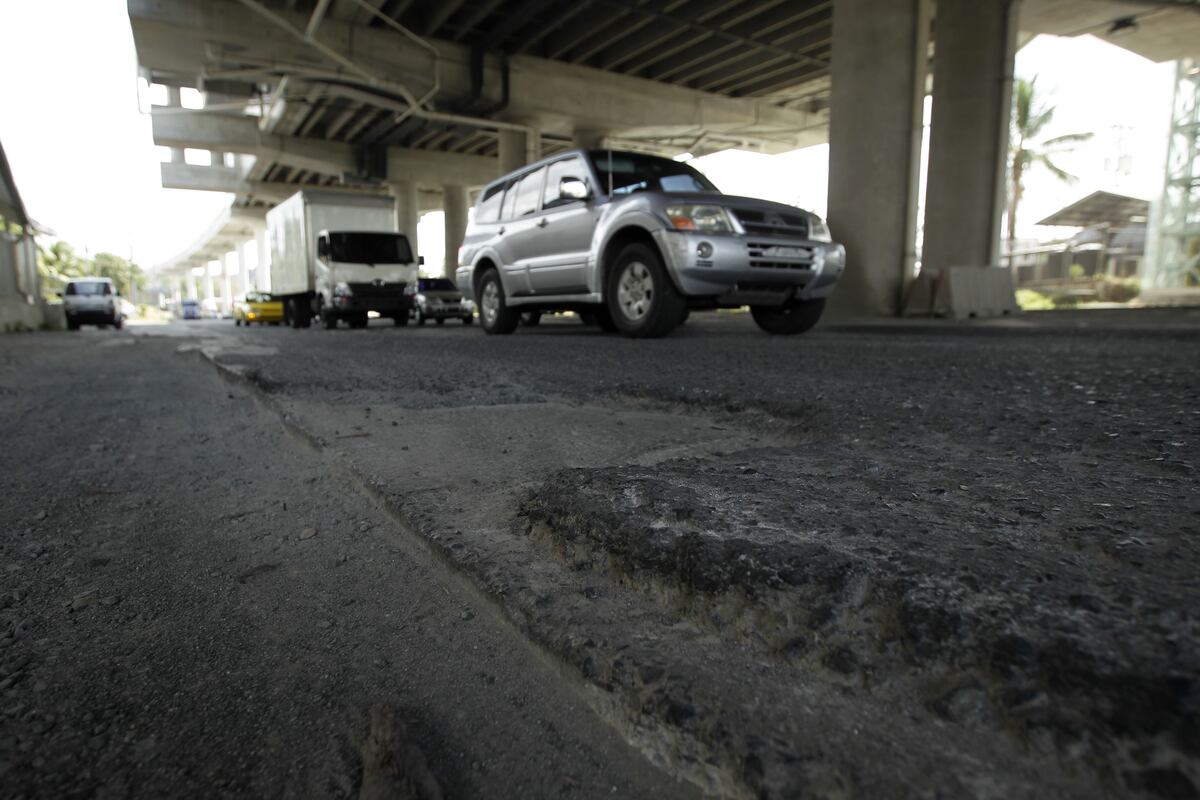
[2,308,1197,798]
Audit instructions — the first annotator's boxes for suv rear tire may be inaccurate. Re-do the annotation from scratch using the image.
[750,298,826,335]
[477,268,520,335]
[605,243,686,338]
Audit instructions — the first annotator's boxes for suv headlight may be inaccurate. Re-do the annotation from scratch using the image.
[664,204,733,233]
[333,282,352,297]
[809,217,833,243]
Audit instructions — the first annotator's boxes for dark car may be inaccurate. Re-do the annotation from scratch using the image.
[412,278,474,325]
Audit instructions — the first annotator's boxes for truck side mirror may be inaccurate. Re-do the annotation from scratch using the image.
[55,290,63,298]
[418,255,425,266]
[560,177,589,201]
[317,236,330,257]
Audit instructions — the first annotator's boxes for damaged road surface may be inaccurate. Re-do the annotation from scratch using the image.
[4,309,1199,798]
[0,332,693,799]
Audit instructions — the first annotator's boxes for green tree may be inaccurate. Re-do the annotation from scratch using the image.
[37,241,89,298]
[1008,76,1093,246]
[36,242,145,300]
[92,252,145,298]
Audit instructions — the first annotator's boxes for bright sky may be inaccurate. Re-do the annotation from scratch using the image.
[0,3,1179,272]
[0,0,228,267]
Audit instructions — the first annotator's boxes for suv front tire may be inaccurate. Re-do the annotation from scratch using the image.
[605,243,686,339]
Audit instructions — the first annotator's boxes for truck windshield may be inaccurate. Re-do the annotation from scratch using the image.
[329,232,413,264]
[587,151,719,197]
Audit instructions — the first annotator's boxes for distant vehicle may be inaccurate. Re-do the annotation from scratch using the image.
[457,149,845,338]
[412,278,474,326]
[267,191,421,330]
[180,299,201,320]
[200,297,223,319]
[60,278,123,331]
[234,292,284,326]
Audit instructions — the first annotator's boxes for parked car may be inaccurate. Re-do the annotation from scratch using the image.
[60,278,123,330]
[412,278,474,325]
[234,292,284,326]
[179,299,201,320]
[457,149,844,338]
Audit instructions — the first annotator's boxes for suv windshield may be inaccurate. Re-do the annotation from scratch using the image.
[587,151,719,197]
[329,232,413,264]
[66,281,111,296]
[418,279,457,292]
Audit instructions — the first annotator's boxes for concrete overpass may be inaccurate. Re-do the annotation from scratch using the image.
[131,0,1200,314]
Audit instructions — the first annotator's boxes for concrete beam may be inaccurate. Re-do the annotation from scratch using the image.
[152,109,356,176]
[385,147,499,188]
[160,161,446,210]
[129,0,829,153]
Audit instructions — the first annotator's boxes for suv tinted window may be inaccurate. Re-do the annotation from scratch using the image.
[542,157,587,210]
[476,183,506,223]
[510,167,545,218]
[588,151,718,196]
[66,281,111,296]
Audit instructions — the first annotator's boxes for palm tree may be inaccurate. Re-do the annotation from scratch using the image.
[1008,76,1093,246]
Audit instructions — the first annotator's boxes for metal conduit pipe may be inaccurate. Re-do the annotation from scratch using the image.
[232,0,534,139]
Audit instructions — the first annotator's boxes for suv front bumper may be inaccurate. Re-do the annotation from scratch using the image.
[654,230,845,302]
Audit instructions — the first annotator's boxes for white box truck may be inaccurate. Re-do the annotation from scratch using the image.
[267,191,420,329]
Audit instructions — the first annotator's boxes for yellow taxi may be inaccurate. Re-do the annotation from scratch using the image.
[234,292,284,326]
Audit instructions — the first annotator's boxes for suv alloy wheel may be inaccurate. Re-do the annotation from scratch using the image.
[605,243,687,338]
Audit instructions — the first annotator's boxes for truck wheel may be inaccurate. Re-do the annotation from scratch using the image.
[436,317,445,326]
[394,312,408,327]
[67,320,79,331]
[349,313,368,329]
[113,317,123,330]
[323,310,338,330]
[462,315,473,325]
[750,298,826,335]
[605,243,686,338]
[477,268,519,335]
[415,309,426,326]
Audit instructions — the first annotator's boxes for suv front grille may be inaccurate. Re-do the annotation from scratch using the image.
[732,209,810,240]
[746,242,815,270]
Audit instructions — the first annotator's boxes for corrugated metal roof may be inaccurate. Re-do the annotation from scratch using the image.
[1037,190,1149,228]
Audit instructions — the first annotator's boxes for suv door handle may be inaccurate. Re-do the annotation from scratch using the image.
[537,218,549,228]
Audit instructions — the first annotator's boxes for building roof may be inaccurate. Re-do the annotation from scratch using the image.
[0,138,29,228]
[1037,190,1150,228]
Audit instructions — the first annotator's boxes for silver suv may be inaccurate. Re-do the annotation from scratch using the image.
[456,149,844,338]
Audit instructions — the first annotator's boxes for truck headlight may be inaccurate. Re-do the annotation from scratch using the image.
[333,282,352,297]
[809,217,833,243]
[664,204,733,233]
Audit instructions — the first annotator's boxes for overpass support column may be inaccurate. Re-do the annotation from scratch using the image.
[921,0,1018,274]
[826,0,931,317]
[220,252,234,314]
[442,185,469,279]
[498,130,528,175]
[572,129,607,150]
[237,240,252,297]
[389,180,420,261]
[165,87,185,163]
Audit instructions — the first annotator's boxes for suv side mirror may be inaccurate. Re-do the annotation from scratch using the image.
[560,177,589,201]
[419,255,425,266]
[317,236,330,257]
